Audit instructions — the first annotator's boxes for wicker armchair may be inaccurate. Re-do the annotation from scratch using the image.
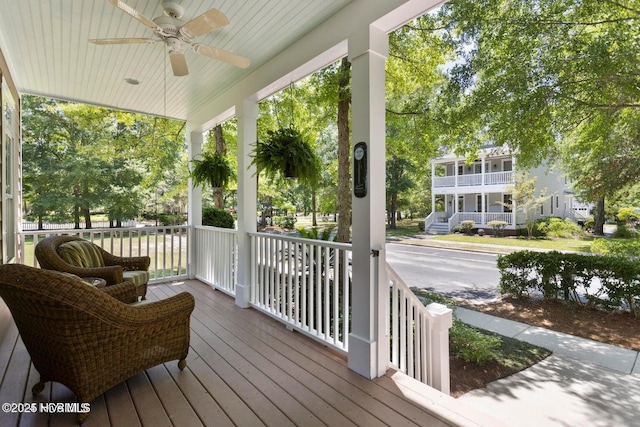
[0,264,194,423]
[35,235,150,299]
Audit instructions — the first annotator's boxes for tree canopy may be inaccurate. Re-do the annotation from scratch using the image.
[22,95,187,228]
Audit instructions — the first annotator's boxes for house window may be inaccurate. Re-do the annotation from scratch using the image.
[550,198,553,214]
[458,196,464,212]
[503,194,512,212]
[556,195,559,208]
[458,165,463,175]
[503,160,513,171]
[474,163,482,174]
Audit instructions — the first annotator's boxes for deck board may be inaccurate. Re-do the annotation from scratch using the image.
[0,280,460,427]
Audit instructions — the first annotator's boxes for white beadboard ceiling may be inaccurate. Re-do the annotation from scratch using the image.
[0,0,352,121]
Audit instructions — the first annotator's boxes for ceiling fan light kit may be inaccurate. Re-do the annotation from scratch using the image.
[161,1,184,19]
[91,0,250,76]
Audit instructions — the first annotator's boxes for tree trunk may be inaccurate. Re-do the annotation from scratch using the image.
[73,184,81,229]
[213,124,226,209]
[312,189,317,227]
[595,196,605,236]
[336,57,352,244]
[390,193,398,229]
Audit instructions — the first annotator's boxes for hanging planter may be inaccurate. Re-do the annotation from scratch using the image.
[250,126,320,187]
[190,151,234,189]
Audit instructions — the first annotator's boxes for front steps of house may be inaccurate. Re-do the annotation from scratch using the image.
[425,222,450,235]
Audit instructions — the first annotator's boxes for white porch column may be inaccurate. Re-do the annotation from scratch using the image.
[235,99,258,308]
[348,24,388,379]
[454,159,459,189]
[431,163,436,214]
[187,125,203,279]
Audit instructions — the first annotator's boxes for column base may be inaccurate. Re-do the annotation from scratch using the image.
[348,333,386,379]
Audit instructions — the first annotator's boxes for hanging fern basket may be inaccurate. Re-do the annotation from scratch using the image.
[251,126,320,186]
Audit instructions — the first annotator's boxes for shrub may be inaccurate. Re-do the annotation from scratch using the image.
[497,250,640,316]
[274,215,296,229]
[583,217,595,232]
[461,220,475,235]
[202,207,234,228]
[488,220,508,237]
[411,288,501,365]
[418,221,425,232]
[591,238,640,258]
[544,217,584,238]
[613,223,639,238]
[450,320,501,364]
[158,213,186,226]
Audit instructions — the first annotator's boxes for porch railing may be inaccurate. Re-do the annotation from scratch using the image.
[433,175,456,188]
[249,232,352,353]
[457,173,482,187]
[484,170,513,185]
[485,212,514,224]
[387,263,452,393]
[459,212,482,223]
[193,226,237,295]
[17,226,188,283]
[447,212,459,231]
[424,212,436,231]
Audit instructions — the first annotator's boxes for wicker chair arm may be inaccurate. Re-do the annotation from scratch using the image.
[101,282,138,303]
[101,251,151,271]
[69,265,124,286]
[116,292,195,326]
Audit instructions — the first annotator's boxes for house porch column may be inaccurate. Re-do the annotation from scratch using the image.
[431,163,435,215]
[187,125,203,279]
[235,99,259,308]
[348,24,389,379]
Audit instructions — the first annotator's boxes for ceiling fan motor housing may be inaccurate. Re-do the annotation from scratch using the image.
[162,1,184,19]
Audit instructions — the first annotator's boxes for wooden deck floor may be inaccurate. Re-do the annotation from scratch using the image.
[0,279,482,427]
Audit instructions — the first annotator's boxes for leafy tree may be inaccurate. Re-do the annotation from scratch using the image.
[21,95,187,228]
[386,156,416,229]
[504,172,550,239]
[432,0,640,235]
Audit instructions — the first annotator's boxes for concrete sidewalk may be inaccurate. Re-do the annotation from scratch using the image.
[455,308,640,427]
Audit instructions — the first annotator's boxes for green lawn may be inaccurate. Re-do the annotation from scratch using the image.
[431,234,594,252]
[385,219,424,237]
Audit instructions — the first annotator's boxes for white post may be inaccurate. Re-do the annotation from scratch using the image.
[348,24,389,379]
[431,163,436,216]
[426,303,453,394]
[187,125,203,279]
[235,99,258,308]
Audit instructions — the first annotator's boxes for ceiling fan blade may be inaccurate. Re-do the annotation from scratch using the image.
[192,44,250,69]
[179,9,229,39]
[169,51,189,76]
[106,0,160,30]
[89,38,157,45]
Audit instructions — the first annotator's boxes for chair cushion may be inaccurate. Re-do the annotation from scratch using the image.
[123,271,149,287]
[58,241,105,268]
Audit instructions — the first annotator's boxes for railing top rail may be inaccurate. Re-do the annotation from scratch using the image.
[194,225,238,234]
[19,225,187,237]
[386,263,438,318]
[248,231,353,250]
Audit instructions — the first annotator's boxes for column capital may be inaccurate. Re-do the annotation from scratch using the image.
[348,25,389,62]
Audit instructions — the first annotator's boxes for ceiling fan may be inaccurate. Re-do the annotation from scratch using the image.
[89,0,250,77]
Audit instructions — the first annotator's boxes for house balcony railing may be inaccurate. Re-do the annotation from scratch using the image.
[16,226,451,393]
[433,170,514,188]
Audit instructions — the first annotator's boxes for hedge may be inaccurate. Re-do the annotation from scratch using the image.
[497,250,640,316]
[202,208,234,229]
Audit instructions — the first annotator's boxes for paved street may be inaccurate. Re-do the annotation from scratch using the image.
[386,243,501,302]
